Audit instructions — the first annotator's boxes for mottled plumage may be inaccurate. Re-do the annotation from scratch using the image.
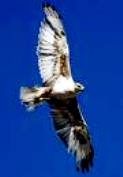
[20,2,94,172]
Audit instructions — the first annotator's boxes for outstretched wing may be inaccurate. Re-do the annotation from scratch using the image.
[37,3,71,85]
[48,97,94,172]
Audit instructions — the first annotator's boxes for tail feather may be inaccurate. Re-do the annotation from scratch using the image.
[20,86,50,110]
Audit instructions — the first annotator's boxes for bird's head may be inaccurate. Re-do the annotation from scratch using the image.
[75,83,85,93]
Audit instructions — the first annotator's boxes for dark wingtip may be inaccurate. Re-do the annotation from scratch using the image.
[42,1,48,9]
[42,1,56,10]
[76,159,92,173]
[41,1,62,19]
[76,144,94,173]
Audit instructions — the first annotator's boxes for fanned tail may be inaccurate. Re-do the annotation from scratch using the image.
[20,86,50,110]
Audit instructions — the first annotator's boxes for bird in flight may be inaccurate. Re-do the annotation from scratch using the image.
[20,2,94,172]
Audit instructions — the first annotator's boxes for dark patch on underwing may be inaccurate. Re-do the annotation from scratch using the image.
[60,54,69,77]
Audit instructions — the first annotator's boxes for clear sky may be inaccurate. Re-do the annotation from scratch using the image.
[0,0,123,176]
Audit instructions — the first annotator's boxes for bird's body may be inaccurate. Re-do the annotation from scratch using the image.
[20,3,94,172]
[52,76,75,93]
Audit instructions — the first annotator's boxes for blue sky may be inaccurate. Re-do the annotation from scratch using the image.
[0,0,123,176]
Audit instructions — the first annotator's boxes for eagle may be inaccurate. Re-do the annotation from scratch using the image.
[20,2,94,172]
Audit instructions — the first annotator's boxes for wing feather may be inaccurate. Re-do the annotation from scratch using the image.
[48,97,94,172]
[37,4,71,85]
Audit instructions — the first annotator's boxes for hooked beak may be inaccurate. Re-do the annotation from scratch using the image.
[81,84,85,91]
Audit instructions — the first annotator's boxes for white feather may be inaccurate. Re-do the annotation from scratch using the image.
[52,76,75,93]
[37,5,70,84]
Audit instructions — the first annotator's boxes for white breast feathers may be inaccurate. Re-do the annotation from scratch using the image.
[53,76,75,93]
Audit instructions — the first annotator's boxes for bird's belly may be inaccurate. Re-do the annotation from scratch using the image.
[52,76,75,94]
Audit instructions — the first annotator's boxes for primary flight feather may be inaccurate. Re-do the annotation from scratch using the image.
[20,2,94,172]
